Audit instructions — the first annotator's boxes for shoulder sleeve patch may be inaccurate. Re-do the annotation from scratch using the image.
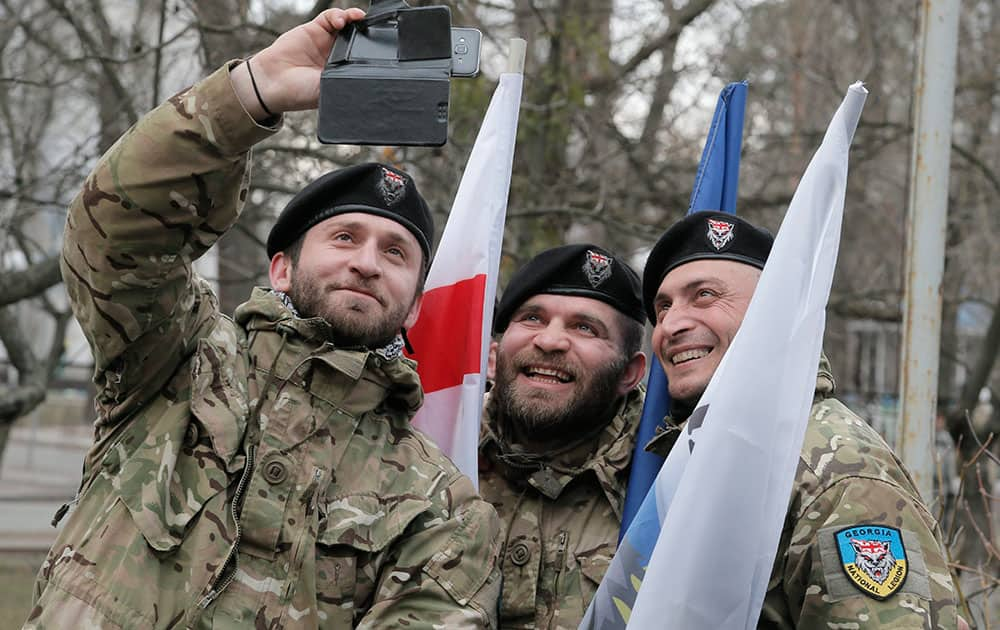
[818,525,931,601]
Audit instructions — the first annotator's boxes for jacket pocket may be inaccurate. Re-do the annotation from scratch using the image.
[37,330,249,628]
[424,497,503,606]
[577,548,613,588]
[315,492,433,624]
[118,328,248,552]
[575,543,615,620]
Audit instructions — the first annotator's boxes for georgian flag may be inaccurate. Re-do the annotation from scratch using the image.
[404,72,523,483]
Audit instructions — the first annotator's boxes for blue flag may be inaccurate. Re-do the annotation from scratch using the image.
[619,81,748,537]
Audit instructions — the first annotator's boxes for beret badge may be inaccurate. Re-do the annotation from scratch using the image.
[377,167,407,206]
[706,218,735,251]
[583,249,614,288]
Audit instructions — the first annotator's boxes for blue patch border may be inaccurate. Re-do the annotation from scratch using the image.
[833,524,908,601]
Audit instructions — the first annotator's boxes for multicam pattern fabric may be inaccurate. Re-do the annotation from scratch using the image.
[478,387,644,629]
[646,357,960,629]
[25,63,502,629]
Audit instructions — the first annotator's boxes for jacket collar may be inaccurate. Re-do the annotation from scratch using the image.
[234,288,423,417]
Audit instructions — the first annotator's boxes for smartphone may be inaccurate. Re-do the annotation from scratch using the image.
[451,27,481,78]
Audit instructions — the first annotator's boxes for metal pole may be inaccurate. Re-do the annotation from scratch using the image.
[896,0,960,502]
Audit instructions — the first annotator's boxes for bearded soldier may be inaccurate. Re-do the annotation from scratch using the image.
[642,211,963,628]
[26,8,502,629]
[478,244,647,629]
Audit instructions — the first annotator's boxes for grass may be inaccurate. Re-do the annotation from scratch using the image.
[0,552,44,628]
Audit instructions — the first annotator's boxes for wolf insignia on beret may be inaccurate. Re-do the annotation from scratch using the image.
[834,525,908,600]
[377,167,407,206]
[583,249,613,288]
[706,218,735,251]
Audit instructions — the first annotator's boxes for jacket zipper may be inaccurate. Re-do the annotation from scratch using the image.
[548,530,569,627]
[196,443,256,610]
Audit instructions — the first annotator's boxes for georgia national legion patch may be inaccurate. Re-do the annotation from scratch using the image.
[834,525,908,600]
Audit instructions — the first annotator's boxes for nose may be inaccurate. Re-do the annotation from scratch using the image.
[349,239,382,278]
[655,302,694,341]
[532,323,571,353]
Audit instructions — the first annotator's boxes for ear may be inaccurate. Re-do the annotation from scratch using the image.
[487,340,499,380]
[616,351,647,397]
[402,292,424,329]
[269,252,293,292]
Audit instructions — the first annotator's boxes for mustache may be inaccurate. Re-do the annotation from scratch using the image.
[327,281,385,305]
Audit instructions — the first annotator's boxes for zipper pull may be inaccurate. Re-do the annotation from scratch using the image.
[197,589,218,609]
[51,493,80,528]
[554,530,569,573]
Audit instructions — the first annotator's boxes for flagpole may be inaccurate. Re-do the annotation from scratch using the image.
[507,38,526,74]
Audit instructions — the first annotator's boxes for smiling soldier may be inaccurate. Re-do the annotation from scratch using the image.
[641,210,963,629]
[478,244,647,629]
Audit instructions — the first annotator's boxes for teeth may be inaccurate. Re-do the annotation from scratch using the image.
[526,367,572,382]
[671,349,710,365]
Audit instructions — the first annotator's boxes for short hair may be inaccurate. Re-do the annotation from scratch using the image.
[617,310,644,358]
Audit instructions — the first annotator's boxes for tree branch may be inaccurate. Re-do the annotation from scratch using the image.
[586,0,716,92]
[0,256,62,308]
[45,0,139,125]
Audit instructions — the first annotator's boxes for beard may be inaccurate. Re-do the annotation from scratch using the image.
[492,349,627,445]
[288,266,415,349]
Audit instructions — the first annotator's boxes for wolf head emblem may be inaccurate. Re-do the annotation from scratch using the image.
[705,218,735,251]
[376,167,407,206]
[583,249,613,287]
[850,538,896,584]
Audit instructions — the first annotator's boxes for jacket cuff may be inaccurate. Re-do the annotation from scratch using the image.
[193,60,284,156]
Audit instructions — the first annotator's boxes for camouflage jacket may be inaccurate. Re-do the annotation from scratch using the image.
[648,358,960,629]
[478,387,644,629]
[26,64,502,630]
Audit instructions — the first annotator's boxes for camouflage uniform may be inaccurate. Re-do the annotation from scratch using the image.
[648,357,960,629]
[478,387,644,629]
[25,64,502,629]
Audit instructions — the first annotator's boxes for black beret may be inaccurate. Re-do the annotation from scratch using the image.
[642,210,774,322]
[266,162,434,261]
[494,244,644,334]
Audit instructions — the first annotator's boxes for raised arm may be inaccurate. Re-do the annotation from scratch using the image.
[62,8,365,426]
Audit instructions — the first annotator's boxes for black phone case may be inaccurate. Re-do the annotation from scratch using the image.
[318,7,453,146]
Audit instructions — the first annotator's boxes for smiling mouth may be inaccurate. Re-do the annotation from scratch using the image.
[522,366,573,384]
[670,348,710,365]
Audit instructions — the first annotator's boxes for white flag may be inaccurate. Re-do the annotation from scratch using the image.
[602,82,867,629]
[405,72,523,483]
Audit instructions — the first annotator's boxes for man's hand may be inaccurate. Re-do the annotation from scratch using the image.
[231,8,365,121]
